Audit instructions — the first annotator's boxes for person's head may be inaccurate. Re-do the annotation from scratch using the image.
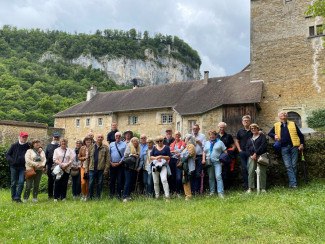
[130,137,141,154]
[124,130,133,140]
[208,130,217,141]
[218,122,227,134]
[174,131,181,141]
[88,132,94,140]
[140,134,147,145]
[184,134,196,146]
[76,140,82,149]
[96,134,104,144]
[250,123,259,135]
[30,139,41,149]
[155,135,164,147]
[192,124,200,135]
[83,137,92,147]
[111,122,118,131]
[131,137,139,148]
[165,128,173,139]
[146,137,154,149]
[19,132,29,144]
[115,132,122,143]
[278,111,288,122]
[53,132,60,142]
[60,138,68,148]
[242,115,251,127]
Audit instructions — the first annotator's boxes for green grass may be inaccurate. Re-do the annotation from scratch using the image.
[1,180,325,243]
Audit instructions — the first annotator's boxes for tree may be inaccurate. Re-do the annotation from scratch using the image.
[306,0,325,18]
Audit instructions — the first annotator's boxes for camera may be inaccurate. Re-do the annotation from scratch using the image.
[152,165,162,173]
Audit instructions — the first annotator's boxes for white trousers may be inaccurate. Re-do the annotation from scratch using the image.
[152,166,169,198]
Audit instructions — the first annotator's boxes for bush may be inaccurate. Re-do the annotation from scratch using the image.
[307,109,325,128]
[38,174,48,193]
[0,145,10,188]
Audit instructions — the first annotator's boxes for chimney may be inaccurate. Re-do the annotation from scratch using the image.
[86,85,98,101]
[203,71,209,84]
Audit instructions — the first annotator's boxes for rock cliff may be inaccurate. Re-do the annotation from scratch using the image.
[40,50,200,86]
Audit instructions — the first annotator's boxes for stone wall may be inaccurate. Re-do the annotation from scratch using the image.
[0,120,65,146]
[251,0,325,131]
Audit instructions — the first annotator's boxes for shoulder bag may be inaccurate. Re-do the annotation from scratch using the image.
[251,138,270,166]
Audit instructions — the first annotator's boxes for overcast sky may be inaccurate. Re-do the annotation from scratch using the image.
[0,0,250,77]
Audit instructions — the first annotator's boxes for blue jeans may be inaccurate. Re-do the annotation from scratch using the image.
[110,165,123,198]
[123,169,134,199]
[208,161,224,194]
[239,151,249,189]
[71,172,81,197]
[168,158,182,194]
[190,156,203,194]
[88,170,104,199]
[10,167,25,200]
[143,170,153,196]
[281,145,298,187]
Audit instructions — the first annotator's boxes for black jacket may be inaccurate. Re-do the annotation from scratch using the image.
[45,143,60,172]
[245,134,267,157]
[5,141,30,168]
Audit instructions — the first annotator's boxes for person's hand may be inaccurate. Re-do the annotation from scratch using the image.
[202,159,206,165]
[137,168,140,172]
[274,135,280,141]
[43,167,47,174]
[38,148,43,153]
[110,162,116,167]
[220,162,224,166]
[177,153,180,157]
[37,164,43,170]
[85,170,88,174]
[299,144,304,151]
[133,154,139,159]
[104,170,108,175]
[195,139,200,142]
[73,166,79,170]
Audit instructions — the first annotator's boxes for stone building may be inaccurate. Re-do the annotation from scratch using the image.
[54,68,262,142]
[251,0,325,130]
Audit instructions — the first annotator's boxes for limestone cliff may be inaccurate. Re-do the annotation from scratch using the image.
[40,50,200,86]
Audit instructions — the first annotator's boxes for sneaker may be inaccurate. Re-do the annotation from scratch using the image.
[123,198,128,202]
[246,189,252,194]
[208,192,215,197]
[15,199,22,203]
[185,196,191,201]
[261,189,267,193]
[290,186,297,190]
[23,199,28,203]
[32,198,38,202]
[54,199,58,202]
[218,194,225,199]
[176,194,181,198]
[62,198,66,202]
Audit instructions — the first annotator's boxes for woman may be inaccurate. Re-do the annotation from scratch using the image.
[180,134,196,200]
[150,135,171,201]
[202,130,227,198]
[169,131,186,196]
[139,137,154,197]
[78,137,92,201]
[245,123,267,193]
[23,140,46,202]
[123,137,140,202]
[53,138,75,202]
[71,140,82,199]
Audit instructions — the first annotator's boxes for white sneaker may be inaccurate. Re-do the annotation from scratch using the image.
[261,189,267,193]
[218,194,225,199]
[246,189,252,194]
[32,198,38,202]
[123,198,128,202]
[54,199,58,202]
[23,199,28,203]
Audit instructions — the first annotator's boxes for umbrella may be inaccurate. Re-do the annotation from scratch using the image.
[301,151,308,184]
[200,170,204,196]
[255,163,260,194]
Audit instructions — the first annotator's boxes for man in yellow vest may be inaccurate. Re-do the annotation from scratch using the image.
[268,111,304,188]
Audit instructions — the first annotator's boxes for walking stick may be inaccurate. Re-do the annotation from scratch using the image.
[135,171,140,194]
[255,163,260,194]
[200,169,204,196]
[301,151,308,184]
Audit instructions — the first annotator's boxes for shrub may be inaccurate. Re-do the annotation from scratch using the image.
[0,145,10,188]
[307,109,325,128]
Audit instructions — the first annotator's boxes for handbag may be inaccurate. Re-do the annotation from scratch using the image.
[204,158,212,169]
[123,156,137,169]
[176,158,183,169]
[70,169,80,176]
[257,153,270,166]
[24,168,36,179]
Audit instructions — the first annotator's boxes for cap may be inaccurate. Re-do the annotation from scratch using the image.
[20,132,29,137]
[165,127,173,132]
[53,132,61,137]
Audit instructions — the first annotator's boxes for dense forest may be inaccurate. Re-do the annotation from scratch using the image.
[0,26,201,126]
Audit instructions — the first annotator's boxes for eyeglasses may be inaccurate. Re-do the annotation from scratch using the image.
[115,135,121,137]
[156,140,163,143]
[140,137,146,139]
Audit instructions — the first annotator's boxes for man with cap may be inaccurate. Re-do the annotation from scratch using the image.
[6,132,31,203]
[123,130,133,144]
[163,127,175,146]
[44,132,61,199]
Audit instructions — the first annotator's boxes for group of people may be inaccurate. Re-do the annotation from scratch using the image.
[6,111,304,203]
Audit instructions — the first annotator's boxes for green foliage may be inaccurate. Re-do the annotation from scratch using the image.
[0,145,10,188]
[305,0,325,18]
[307,109,325,128]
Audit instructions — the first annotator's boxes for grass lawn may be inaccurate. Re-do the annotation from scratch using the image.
[1,180,325,243]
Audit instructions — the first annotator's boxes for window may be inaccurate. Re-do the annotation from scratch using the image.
[287,112,301,128]
[76,119,80,127]
[129,116,138,125]
[86,118,90,126]
[285,0,292,3]
[188,120,196,133]
[316,25,323,35]
[309,26,315,36]
[98,118,103,126]
[161,114,173,124]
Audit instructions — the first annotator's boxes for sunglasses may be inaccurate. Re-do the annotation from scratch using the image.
[156,140,163,143]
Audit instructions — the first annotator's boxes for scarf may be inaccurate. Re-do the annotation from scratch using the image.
[170,140,183,151]
[33,149,42,162]
[209,139,219,154]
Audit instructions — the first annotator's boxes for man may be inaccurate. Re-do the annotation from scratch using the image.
[107,122,119,146]
[217,122,235,190]
[88,132,95,144]
[109,132,126,199]
[163,128,175,146]
[190,124,206,195]
[235,115,253,190]
[6,132,30,203]
[123,130,133,144]
[85,134,110,200]
[268,111,304,189]
[44,132,61,199]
